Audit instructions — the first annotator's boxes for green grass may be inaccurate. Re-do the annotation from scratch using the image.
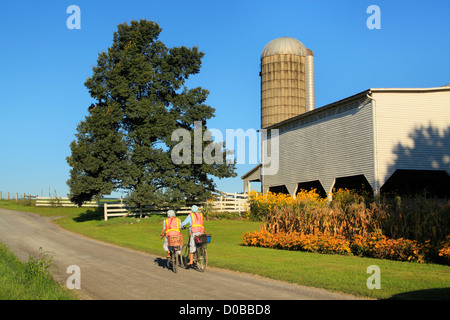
[0,243,76,300]
[1,200,449,299]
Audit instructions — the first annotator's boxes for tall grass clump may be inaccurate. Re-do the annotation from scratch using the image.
[374,195,449,246]
[0,245,76,300]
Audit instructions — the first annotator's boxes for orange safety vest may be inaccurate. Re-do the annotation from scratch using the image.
[190,212,205,234]
[164,217,181,237]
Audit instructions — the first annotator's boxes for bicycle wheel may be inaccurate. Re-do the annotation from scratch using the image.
[196,245,207,272]
[166,251,171,270]
[172,251,178,273]
[181,244,189,268]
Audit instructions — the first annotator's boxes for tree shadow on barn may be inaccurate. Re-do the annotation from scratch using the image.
[381,124,450,198]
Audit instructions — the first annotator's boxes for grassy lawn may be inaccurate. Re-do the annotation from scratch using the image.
[1,200,449,299]
[0,242,76,300]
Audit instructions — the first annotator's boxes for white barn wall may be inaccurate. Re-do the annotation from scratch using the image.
[263,96,375,195]
[372,89,450,189]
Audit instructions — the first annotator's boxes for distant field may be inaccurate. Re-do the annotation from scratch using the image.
[1,200,449,299]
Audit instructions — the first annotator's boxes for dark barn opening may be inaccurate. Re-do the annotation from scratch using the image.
[297,180,327,198]
[268,185,290,195]
[381,169,450,198]
[333,174,374,194]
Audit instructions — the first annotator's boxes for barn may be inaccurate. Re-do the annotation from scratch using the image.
[242,37,450,199]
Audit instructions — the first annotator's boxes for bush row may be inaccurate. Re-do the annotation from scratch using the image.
[242,230,450,264]
[247,189,449,246]
[245,189,449,264]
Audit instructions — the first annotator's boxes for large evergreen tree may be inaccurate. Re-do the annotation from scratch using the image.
[67,20,236,207]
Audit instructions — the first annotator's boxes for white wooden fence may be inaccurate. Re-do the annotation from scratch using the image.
[209,192,249,213]
[0,192,37,201]
[36,196,101,207]
[34,192,249,221]
[103,192,249,221]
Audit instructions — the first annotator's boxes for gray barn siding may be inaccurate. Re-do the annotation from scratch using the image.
[263,97,375,195]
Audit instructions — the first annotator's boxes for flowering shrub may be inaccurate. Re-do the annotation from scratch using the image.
[246,191,295,221]
[242,229,351,255]
[438,236,450,263]
[350,233,431,263]
[242,230,434,263]
[247,190,326,221]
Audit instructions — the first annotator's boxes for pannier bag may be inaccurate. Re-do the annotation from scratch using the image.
[194,234,211,245]
[168,234,183,246]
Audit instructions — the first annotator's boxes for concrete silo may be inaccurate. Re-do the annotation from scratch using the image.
[260,37,315,129]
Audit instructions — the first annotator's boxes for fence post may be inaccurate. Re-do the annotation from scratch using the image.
[104,203,108,221]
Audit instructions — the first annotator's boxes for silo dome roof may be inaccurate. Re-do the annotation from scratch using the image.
[261,37,307,59]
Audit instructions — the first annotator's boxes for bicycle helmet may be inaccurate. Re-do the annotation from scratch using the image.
[191,205,198,213]
[167,210,175,217]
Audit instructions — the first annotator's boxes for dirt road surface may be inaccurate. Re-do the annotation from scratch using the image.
[0,208,360,300]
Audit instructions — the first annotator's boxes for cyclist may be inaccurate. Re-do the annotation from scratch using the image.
[180,205,205,266]
[161,210,182,258]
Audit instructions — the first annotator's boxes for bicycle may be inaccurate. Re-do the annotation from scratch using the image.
[181,233,210,272]
[164,234,183,273]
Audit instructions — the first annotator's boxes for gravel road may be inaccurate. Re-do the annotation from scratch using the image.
[0,208,360,300]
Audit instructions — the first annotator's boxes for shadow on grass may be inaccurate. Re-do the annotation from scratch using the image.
[73,208,104,222]
[387,287,450,300]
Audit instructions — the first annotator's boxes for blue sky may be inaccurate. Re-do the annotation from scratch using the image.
[0,0,449,198]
